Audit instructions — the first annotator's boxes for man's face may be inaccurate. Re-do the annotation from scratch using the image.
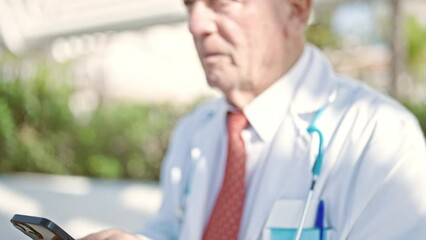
[184,0,292,97]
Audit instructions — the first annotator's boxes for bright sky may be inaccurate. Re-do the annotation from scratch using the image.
[331,2,378,44]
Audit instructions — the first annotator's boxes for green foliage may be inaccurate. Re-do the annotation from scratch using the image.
[0,61,188,180]
[406,16,426,80]
[307,8,341,50]
[72,102,183,179]
[403,102,426,137]
[307,24,341,50]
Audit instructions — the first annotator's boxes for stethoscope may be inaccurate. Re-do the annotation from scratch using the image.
[173,90,337,239]
[294,90,336,240]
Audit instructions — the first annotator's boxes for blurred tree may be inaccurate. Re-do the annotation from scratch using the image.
[0,61,74,174]
[307,6,341,50]
[389,0,407,99]
[406,16,426,81]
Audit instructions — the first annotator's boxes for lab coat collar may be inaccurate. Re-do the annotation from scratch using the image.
[244,44,337,143]
[244,45,312,142]
[291,45,337,117]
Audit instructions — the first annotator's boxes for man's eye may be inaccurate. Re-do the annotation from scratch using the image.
[183,0,194,7]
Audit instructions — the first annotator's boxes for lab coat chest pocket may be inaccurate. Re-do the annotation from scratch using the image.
[262,199,335,240]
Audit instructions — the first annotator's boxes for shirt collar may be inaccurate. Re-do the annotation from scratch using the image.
[243,45,312,142]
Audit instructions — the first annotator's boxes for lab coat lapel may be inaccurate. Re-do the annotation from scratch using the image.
[243,46,338,239]
[179,100,227,240]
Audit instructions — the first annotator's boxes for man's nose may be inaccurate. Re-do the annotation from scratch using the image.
[188,2,216,37]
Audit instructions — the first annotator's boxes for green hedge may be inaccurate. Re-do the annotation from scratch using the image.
[0,62,189,180]
[1,60,425,181]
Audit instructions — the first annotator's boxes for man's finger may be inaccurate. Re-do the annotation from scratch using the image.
[79,228,120,240]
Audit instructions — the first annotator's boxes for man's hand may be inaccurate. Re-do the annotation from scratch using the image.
[79,228,148,240]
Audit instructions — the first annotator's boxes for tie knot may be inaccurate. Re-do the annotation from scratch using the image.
[227,111,248,133]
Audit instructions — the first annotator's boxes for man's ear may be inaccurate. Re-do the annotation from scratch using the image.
[291,0,312,24]
[285,0,312,36]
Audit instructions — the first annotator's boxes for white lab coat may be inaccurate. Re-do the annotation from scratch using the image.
[142,46,426,240]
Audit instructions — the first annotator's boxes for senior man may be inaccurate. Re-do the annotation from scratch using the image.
[80,0,426,239]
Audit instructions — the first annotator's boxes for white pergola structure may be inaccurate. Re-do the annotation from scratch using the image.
[0,0,187,53]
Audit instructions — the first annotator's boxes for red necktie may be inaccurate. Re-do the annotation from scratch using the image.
[203,111,249,240]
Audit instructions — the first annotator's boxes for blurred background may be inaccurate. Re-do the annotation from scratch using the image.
[0,0,425,238]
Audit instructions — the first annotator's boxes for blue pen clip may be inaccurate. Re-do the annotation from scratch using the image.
[315,200,325,240]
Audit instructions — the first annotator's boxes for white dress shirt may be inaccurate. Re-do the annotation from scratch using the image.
[208,47,313,236]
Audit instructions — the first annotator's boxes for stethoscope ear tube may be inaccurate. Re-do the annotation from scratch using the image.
[307,126,324,178]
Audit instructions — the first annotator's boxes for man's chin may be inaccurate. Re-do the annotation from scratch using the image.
[206,77,228,94]
[205,72,220,86]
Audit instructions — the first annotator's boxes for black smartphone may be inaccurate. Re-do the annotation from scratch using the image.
[10,214,75,240]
